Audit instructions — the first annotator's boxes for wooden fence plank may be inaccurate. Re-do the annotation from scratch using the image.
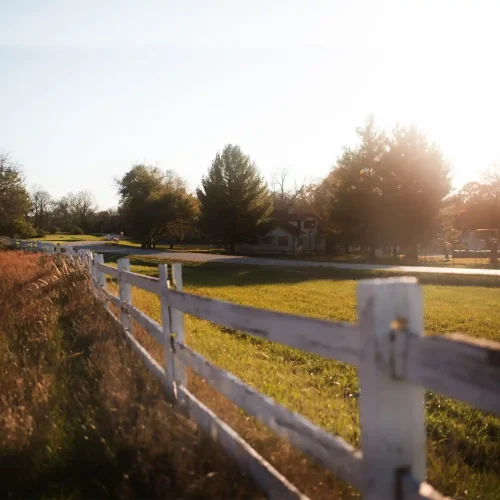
[94,254,107,290]
[159,264,175,400]
[122,269,160,295]
[105,307,166,383]
[173,339,364,489]
[171,264,187,389]
[118,258,133,335]
[177,386,308,500]
[123,302,164,345]
[100,288,120,308]
[167,289,361,365]
[97,261,119,278]
[357,277,426,500]
[394,331,500,415]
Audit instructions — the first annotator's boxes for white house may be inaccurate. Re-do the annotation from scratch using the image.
[235,205,323,256]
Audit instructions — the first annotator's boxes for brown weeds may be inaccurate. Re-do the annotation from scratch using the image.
[0,250,261,499]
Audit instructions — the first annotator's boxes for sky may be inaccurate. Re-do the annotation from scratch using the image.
[1,0,499,209]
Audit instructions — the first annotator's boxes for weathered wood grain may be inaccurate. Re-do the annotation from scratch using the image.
[122,269,160,295]
[167,289,361,365]
[393,331,500,415]
[96,261,119,278]
[357,277,426,500]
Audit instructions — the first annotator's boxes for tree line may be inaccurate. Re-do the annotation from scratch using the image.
[2,116,499,259]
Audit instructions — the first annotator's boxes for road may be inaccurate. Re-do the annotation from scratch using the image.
[67,241,500,276]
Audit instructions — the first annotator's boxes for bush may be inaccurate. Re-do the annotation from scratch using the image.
[48,227,59,235]
[13,220,37,238]
[36,229,47,238]
[71,226,85,235]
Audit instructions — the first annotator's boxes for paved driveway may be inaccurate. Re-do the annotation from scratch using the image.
[67,241,500,276]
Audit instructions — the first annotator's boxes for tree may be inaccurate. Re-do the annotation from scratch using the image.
[325,116,388,257]
[315,118,450,260]
[271,168,311,208]
[68,191,97,231]
[0,154,36,237]
[31,185,53,230]
[197,144,273,253]
[117,164,197,247]
[382,125,451,260]
[455,178,500,264]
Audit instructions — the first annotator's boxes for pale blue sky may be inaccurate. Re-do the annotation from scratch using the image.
[1,0,499,208]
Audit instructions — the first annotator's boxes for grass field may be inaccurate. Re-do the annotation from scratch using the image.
[104,255,500,499]
[0,251,261,498]
[110,239,225,253]
[29,233,104,242]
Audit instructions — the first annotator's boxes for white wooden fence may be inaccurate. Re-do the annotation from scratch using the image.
[8,239,500,500]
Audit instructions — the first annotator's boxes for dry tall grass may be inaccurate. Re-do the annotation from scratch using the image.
[0,250,261,499]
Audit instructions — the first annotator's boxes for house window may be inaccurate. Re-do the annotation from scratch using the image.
[304,219,316,229]
[279,236,288,246]
[262,236,273,244]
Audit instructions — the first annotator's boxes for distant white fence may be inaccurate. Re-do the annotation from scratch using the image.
[8,239,500,499]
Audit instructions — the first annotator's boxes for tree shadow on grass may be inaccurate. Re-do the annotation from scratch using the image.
[102,253,500,290]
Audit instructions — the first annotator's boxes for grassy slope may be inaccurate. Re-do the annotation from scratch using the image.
[0,251,262,499]
[106,257,500,499]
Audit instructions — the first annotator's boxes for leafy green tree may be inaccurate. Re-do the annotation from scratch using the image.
[382,125,450,260]
[0,154,36,237]
[322,116,388,257]
[316,118,450,260]
[117,165,197,247]
[197,145,273,253]
[455,178,500,264]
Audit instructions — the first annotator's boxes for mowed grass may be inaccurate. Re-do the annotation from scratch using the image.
[110,239,224,253]
[105,257,500,499]
[29,233,104,242]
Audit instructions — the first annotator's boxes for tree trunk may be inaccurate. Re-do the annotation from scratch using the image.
[392,245,398,258]
[230,241,235,254]
[170,243,174,249]
[369,246,376,259]
[443,244,449,260]
[344,244,349,255]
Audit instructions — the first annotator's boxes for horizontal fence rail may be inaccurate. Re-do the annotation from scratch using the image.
[10,238,500,499]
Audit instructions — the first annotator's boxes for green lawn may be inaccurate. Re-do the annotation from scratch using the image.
[29,234,104,242]
[108,239,224,253]
[102,257,500,499]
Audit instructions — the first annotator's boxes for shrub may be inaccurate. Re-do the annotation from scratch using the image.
[36,229,47,238]
[71,226,84,235]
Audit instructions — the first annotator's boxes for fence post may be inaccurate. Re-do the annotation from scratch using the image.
[118,258,133,334]
[94,254,106,290]
[159,264,175,400]
[357,277,426,500]
[171,263,187,390]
